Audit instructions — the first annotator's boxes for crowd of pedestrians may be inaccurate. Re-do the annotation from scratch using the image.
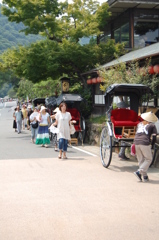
[13,101,76,159]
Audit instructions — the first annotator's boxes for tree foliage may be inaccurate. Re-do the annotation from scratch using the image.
[0,82,11,97]
[0,0,123,86]
[16,78,61,100]
[0,0,125,114]
[7,87,16,98]
[99,59,159,97]
[2,1,110,42]
[0,39,125,85]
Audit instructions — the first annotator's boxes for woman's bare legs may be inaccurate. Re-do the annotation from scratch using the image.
[59,149,62,158]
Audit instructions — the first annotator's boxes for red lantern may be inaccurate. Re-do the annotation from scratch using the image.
[153,65,159,74]
[87,79,92,84]
[97,77,102,83]
[91,78,97,84]
[148,66,154,74]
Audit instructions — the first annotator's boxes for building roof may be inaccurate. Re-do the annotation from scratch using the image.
[100,42,159,68]
[108,0,159,20]
[82,42,159,75]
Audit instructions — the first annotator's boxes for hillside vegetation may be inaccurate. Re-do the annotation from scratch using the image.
[0,4,42,53]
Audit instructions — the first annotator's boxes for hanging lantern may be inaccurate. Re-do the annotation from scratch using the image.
[87,79,92,84]
[153,65,159,74]
[148,66,154,74]
[97,77,102,83]
[91,78,97,84]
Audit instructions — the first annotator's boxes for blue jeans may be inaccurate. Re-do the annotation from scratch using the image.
[59,138,68,152]
[16,120,22,133]
[31,125,38,140]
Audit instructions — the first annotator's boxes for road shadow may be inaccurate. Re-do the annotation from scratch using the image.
[109,163,159,184]
[61,157,86,161]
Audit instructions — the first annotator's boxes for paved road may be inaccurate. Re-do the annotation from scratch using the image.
[0,104,159,240]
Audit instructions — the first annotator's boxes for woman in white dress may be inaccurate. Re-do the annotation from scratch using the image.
[53,102,72,159]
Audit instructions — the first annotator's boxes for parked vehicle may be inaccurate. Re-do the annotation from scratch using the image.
[48,93,86,144]
[100,83,155,168]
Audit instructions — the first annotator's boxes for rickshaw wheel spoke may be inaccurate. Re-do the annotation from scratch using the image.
[100,126,112,168]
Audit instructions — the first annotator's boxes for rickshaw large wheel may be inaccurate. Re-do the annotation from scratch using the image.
[150,147,156,167]
[100,126,112,168]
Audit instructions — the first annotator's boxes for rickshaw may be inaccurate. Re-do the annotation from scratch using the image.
[48,93,86,145]
[32,98,45,107]
[45,96,57,114]
[100,83,155,168]
[33,97,57,115]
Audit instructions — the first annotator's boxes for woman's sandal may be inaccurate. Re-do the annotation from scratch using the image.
[58,156,61,159]
[63,156,67,159]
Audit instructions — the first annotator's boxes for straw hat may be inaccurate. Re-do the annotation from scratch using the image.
[141,111,158,123]
[53,107,59,113]
[40,106,47,112]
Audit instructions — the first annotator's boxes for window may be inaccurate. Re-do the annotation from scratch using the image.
[134,9,159,49]
[94,84,105,105]
[114,23,129,47]
[121,23,129,47]
[134,22,159,48]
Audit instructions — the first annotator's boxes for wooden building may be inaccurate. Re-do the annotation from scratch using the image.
[101,0,159,49]
[82,0,159,115]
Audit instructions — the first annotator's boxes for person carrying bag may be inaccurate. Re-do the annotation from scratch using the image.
[30,107,39,143]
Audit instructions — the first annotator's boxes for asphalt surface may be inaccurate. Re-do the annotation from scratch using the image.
[0,102,159,240]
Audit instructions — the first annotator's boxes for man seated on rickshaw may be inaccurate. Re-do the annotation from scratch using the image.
[117,96,129,109]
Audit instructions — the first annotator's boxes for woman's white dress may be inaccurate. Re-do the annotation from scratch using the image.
[56,111,71,140]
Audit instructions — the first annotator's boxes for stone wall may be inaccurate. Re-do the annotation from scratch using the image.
[85,122,103,146]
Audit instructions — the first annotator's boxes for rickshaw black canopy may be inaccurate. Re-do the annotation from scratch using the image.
[45,96,57,107]
[33,98,45,106]
[55,94,83,109]
[104,84,153,114]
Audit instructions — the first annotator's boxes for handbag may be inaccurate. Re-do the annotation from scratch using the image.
[49,125,59,134]
[32,121,38,129]
[70,124,76,135]
[131,143,136,156]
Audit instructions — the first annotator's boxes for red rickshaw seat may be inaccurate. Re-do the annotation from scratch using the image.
[111,108,141,127]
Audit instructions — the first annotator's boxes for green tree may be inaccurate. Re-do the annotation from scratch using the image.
[0,70,20,88]
[99,59,159,98]
[0,1,124,85]
[0,39,125,86]
[16,78,61,100]
[32,78,61,98]
[1,1,110,42]
[0,0,125,115]
[7,87,16,98]
[0,82,11,97]
[16,79,34,100]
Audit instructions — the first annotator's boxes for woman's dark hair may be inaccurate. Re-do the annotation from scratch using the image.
[59,102,67,111]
